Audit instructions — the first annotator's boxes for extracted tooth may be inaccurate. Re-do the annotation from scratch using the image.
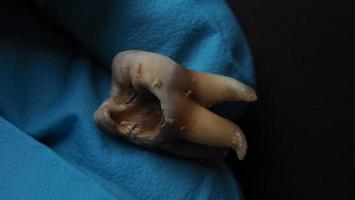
[94,50,256,159]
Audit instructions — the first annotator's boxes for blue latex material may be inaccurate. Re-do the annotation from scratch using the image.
[0,1,255,199]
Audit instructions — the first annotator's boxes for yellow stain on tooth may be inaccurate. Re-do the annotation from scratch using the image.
[118,121,136,135]
[152,78,162,89]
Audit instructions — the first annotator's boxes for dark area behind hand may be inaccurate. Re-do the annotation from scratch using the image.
[225,0,355,199]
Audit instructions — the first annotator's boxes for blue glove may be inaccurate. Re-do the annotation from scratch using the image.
[0,0,254,199]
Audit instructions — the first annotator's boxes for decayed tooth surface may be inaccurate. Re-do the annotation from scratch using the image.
[94,50,257,159]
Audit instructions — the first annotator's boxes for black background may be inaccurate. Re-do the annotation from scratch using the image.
[225,0,355,199]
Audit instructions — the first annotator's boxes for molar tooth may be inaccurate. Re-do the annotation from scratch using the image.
[94,50,256,159]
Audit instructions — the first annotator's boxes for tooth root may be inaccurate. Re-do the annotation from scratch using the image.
[180,99,248,160]
[191,71,257,106]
